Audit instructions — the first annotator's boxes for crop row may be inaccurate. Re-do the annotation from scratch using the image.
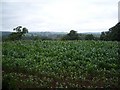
[2,40,120,88]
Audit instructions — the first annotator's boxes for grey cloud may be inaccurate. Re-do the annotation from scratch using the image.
[1,0,119,32]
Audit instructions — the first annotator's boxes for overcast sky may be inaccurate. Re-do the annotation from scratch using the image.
[1,0,119,33]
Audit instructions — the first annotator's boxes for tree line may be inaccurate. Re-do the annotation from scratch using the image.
[3,22,120,41]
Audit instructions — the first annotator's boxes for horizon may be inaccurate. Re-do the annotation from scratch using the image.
[1,0,119,33]
[1,30,101,34]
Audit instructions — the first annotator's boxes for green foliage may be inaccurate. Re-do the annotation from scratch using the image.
[62,30,79,40]
[7,32,23,41]
[85,34,95,40]
[2,40,119,88]
[100,22,120,41]
[2,74,19,90]
[7,26,28,41]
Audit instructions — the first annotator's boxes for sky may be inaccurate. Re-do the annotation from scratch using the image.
[1,0,120,33]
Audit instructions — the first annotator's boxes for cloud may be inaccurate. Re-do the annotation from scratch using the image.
[1,0,119,32]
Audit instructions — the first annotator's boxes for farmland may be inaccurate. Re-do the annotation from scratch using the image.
[2,40,120,88]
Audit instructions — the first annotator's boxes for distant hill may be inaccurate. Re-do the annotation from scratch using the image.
[30,31,67,34]
[1,31,67,40]
[29,31,67,36]
[28,31,67,39]
[0,31,12,38]
[1,31,12,36]
[1,31,101,40]
[79,32,101,37]
[1,31,101,37]
[1,31,67,36]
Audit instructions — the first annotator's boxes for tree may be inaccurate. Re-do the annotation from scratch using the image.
[100,31,110,41]
[100,32,106,40]
[8,26,28,40]
[22,27,28,34]
[100,22,120,41]
[108,22,120,41]
[85,34,95,40]
[62,30,79,40]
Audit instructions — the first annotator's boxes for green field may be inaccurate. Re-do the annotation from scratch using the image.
[2,40,120,88]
